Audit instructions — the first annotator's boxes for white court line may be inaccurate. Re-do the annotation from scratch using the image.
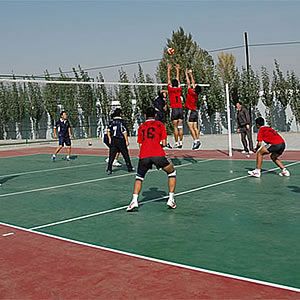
[0,221,299,293]
[0,159,210,199]
[0,161,107,179]
[29,160,300,231]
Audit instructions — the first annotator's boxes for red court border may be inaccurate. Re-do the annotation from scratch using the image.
[1,223,299,299]
[0,146,299,161]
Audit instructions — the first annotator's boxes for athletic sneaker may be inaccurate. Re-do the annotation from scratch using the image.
[66,157,71,161]
[105,157,109,163]
[127,199,139,211]
[166,143,172,149]
[51,155,56,161]
[128,167,135,172]
[113,160,122,167]
[106,170,113,175]
[167,198,176,209]
[192,141,201,150]
[241,150,247,154]
[174,142,179,148]
[177,144,183,149]
[279,169,290,177]
[248,170,261,178]
[249,151,254,154]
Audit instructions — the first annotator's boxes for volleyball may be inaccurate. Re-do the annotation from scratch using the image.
[167,48,175,55]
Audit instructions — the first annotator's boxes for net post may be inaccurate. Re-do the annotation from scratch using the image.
[226,83,233,157]
[23,79,28,144]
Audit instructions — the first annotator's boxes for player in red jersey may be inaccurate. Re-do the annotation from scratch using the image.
[168,64,183,148]
[185,69,202,150]
[248,117,290,178]
[127,107,177,211]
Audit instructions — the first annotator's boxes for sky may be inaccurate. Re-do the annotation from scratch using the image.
[1,0,300,82]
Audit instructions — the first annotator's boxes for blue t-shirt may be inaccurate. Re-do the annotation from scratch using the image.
[55,119,71,138]
[108,117,127,139]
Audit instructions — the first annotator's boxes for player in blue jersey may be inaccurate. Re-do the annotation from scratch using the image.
[52,111,72,161]
[106,108,134,174]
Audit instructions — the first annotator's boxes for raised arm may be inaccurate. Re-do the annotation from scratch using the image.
[176,64,180,85]
[167,65,172,85]
[185,69,191,89]
[189,70,196,89]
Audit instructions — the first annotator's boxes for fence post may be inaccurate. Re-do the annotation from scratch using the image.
[226,83,233,157]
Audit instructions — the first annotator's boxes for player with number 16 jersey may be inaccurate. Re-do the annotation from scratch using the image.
[138,119,167,159]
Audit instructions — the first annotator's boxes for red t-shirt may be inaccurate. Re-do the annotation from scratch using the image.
[168,84,182,108]
[137,120,167,159]
[257,126,285,145]
[184,88,198,111]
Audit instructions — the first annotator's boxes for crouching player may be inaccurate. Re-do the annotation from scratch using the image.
[248,117,290,178]
[127,107,177,211]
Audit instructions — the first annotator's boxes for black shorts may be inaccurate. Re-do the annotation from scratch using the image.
[59,136,71,146]
[155,111,165,124]
[170,108,183,121]
[186,109,198,123]
[136,156,172,180]
[266,143,285,155]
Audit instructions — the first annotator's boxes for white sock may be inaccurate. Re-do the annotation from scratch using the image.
[179,141,183,145]
[255,168,261,172]
[52,154,56,157]
[132,194,138,202]
[67,155,70,159]
[169,192,174,200]
[195,139,200,143]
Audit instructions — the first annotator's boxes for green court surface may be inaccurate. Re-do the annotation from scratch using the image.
[0,154,299,289]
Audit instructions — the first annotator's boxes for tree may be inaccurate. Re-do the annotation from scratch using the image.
[116,69,134,134]
[95,72,111,130]
[58,70,80,132]
[216,52,238,92]
[0,82,10,139]
[238,66,260,109]
[261,66,273,125]
[133,64,156,120]
[43,70,60,126]
[73,66,95,137]
[271,60,290,108]
[26,77,44,139]
[288,71,300,127]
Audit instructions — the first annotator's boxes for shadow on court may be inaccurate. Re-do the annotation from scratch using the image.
[0,175,19,185]
[182,155,198,164]
[288,186,300,193]
[140,187,167,205]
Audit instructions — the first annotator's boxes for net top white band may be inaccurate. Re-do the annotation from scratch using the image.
[0,78,210,87]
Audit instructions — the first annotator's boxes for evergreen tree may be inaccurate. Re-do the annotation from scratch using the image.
[0,82,10,138]
[116,69,134,134]
[288,71,300,127]
[261,66,273,125]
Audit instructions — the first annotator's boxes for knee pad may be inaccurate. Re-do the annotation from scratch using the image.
[178,125,183,131]
[167,170,176,178]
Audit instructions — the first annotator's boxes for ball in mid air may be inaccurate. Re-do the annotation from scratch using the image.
[88,141,92,146]
[167,48,175,55]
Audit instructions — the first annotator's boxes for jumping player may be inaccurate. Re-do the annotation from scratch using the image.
[153,90,172,149]
[248,117,290,178]
[127,107,177,211]
[52,111,72,161]
[185,69,201,150]
[106,108,134,175]
[167,64,183,148]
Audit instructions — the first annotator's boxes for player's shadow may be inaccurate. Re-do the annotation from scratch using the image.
[140,187,167,205]
[171,157,181,166]
[288,186,300,193]
[182,155,198,164]
[69,155,78,160]
[0,175,19,185]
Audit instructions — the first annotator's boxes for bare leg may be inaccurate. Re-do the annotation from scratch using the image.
[193,123,200,140]
[178,119,183,142]
[54,145,63,155]
[163,163,176,193]
[115,152,120,160]
[133,180,143,195]
[256,147,270,169]
[67,146,71,157]
[188,122,197,140]
[172,120,179,142]
[271,153,285,169]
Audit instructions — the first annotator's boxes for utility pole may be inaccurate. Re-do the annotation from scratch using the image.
[244,32,252,126]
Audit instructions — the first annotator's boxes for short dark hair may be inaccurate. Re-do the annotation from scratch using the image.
[236,101,242,106]
[114,108,122,117]
[194,85,201,95]
[171,79,178,87]
[255,117,265,126]
[60,111,66,117]
[145,107,156,118]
